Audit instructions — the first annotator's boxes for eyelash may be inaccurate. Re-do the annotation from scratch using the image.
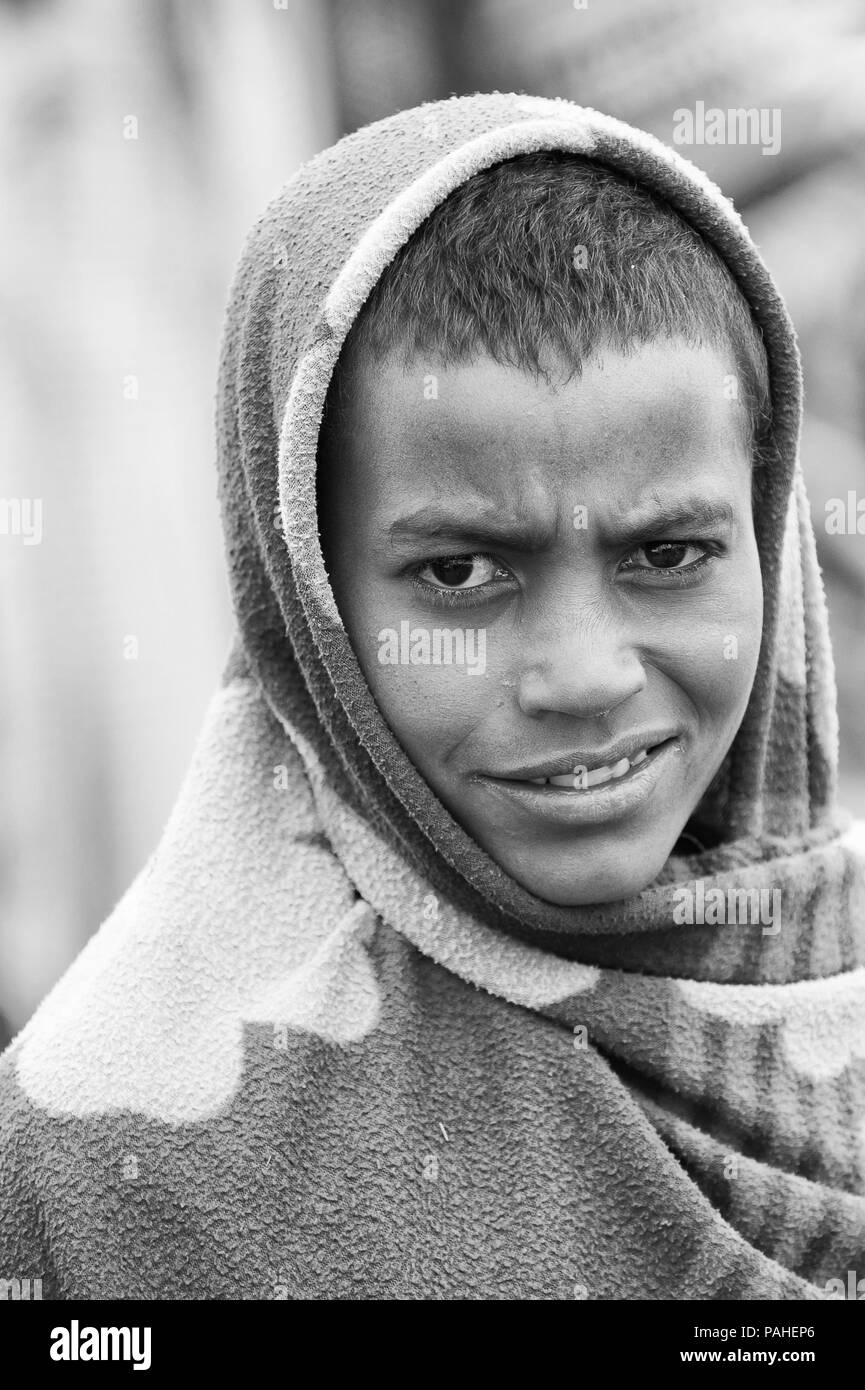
[409,543,721,607]
[618,542,720,585]
[409,566,507,610]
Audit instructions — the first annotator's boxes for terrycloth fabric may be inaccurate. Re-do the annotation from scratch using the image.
[2,92,865,1301]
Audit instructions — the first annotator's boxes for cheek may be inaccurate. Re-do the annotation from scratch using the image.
[338,581,500,761]
[668,555,763,730]
[365,662,495,762]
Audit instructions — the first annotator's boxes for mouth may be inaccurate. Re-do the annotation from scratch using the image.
[493,735,680,790]
[477,736,682,827]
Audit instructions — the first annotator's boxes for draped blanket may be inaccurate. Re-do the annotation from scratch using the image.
[1,93,864,1300]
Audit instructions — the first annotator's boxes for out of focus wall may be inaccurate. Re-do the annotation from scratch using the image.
[0,0,337,1031]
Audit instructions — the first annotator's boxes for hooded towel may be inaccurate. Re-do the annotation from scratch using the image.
[2,92,865,1301]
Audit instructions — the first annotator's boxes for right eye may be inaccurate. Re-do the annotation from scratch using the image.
[416,554,509,590]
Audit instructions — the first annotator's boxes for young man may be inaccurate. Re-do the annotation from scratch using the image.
[1,94,863,1300]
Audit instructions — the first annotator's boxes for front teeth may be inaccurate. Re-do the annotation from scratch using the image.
[534,748,649,790]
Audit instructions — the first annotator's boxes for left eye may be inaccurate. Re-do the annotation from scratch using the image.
[624,542,705,570]
[417,554,507,589]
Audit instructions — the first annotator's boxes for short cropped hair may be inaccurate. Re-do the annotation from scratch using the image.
[321,152,771,462]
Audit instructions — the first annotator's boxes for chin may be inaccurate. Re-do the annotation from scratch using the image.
[499,833,679,907]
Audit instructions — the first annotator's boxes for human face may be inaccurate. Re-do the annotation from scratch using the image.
[318,342,762,905]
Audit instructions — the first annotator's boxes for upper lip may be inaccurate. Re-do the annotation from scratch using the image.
[487,731,680,781]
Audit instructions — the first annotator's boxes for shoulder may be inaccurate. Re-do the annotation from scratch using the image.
[9,675,363,1126]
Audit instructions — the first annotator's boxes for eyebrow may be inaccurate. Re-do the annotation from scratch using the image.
[621,497,736,535]
[387,503,552,552]
[386,496,736,550]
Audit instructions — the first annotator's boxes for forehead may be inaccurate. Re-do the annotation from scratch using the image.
[337,342,751,516]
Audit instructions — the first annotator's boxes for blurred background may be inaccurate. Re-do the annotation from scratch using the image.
[2,0,864,1041]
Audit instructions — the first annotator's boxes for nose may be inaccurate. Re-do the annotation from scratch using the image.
[516,604,647,719]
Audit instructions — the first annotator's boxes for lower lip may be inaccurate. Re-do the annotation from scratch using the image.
[478,740,682,828]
